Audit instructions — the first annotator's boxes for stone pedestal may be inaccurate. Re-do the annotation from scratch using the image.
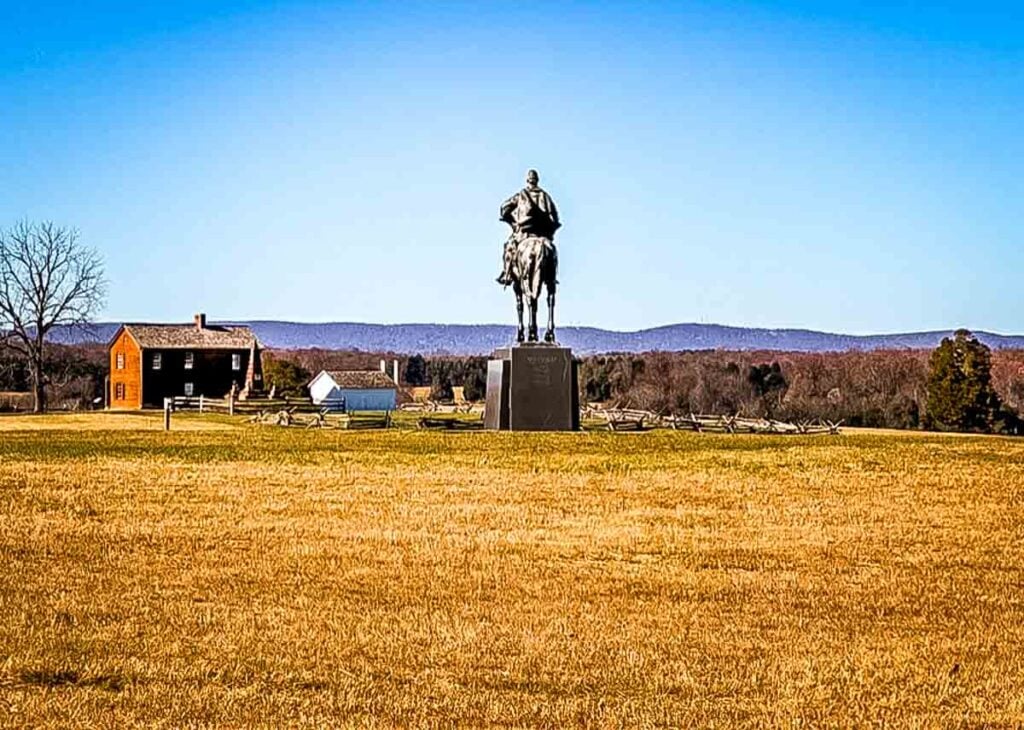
[484,343,579,431]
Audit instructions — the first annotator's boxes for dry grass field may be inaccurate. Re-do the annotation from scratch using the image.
[1,413,1023,727]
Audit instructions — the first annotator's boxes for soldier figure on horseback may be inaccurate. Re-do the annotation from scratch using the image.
[497,170,561,343]
[497,169,560,285]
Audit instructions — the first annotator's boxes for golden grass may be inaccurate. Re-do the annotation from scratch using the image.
[1,416,1023,726]
[0,411,236,432]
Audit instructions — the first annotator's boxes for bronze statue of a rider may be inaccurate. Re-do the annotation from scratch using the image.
[497,169,560,285]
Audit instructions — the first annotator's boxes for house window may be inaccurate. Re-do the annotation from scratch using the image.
[232,353,241,371]
[184,352,194,370]
[115,382,125,400]
[152,353,162,370]
[116,353,125,370]
[184,382,194,396]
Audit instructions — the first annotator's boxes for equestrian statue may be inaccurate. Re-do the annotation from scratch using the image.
[496,169,560,343]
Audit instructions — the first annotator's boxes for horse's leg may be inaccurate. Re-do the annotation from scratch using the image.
[544,281,556,343]
[523,244,539,342]
[528,294,538,342]
[539,242,556,343]
[514,283,525,343]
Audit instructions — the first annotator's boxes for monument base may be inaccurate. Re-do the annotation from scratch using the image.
[484,343,579,431]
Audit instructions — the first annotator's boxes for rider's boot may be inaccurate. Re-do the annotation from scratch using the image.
[496,259,513,285]
[497,236,517,285]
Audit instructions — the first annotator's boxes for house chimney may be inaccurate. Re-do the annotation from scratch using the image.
[194,313,206,330]
[392,359,399,385]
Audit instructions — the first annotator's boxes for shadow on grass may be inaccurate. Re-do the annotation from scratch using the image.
[18,667,126,692]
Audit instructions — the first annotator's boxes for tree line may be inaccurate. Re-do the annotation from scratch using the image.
[0,342,107,411]
[3,326,1020,434]
[6,327,1012,432]
[257,331,1022,434]
[574,332,1021,433]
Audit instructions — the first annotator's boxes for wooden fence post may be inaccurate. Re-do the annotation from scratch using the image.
[228,391,235,416]
[199,394,204,413]
[164,398,172,431]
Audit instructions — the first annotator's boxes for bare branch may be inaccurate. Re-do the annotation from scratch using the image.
[0,221,107,411]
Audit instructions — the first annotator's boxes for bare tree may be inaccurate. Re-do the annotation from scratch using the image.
[0,222,106,412]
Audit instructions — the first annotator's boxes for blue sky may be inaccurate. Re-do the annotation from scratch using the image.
[2,1,1022,334]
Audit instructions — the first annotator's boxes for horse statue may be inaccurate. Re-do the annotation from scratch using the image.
[504,235,558,343]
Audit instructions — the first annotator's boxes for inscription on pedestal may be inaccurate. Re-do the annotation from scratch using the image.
[483,344,578,431]
[511,347,572,431]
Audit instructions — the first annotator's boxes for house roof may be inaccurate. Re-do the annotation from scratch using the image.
[119,323,258,350]
[319,370,397,390]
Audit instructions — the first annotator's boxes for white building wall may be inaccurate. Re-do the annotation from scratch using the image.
[308,372,396,410]
[338,388,396,411]
[309,376,340,404]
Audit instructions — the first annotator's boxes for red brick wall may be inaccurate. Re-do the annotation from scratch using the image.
[108,329,142,409]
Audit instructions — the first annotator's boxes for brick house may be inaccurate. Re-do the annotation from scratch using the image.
[108,313,262,409]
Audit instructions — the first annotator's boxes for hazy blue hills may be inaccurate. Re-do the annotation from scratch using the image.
[46,321,1024,355]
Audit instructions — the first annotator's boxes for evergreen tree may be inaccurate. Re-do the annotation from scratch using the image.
[404,354,428,386]
[462,364,488,402]
[925,329,1002,432]
[427,360,454,401]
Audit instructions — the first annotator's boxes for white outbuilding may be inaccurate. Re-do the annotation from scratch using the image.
[307,370,397,412]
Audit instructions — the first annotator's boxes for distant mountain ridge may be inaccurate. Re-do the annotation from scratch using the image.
[46,321,1024,355]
